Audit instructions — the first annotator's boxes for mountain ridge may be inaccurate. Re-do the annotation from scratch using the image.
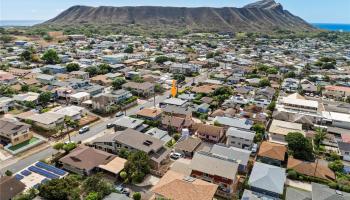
[42,0,315,33]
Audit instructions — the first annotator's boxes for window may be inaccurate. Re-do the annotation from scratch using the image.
[231,141,235,144]
[345,152,349,155]
[23,134,28,138]
[14,138,19,142]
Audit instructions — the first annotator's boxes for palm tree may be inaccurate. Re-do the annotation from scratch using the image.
[314,128,327,149]
[64,116,79,142]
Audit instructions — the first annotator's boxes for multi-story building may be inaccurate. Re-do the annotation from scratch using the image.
[0,118,32,146]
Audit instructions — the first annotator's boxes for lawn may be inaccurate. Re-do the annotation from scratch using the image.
[8,137,40,151]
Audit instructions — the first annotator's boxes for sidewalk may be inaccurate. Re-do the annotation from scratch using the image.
[285,178,312,191]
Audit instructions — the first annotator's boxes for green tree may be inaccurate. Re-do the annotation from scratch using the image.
[97,63,111,74]
[0,35,14,43]
[62,142,77,153]
[64,116,78,142]
[267,101,276,111]
[20,50,33,61]
[285,132,314,161]
[66,63,80,72]
[314,128,327,148]
[38,175,81,200]
[85,66,98,77]
[14,188,37,200]
[38,91,52,106]
[124,45,134,53]
[259,78,271,87]
[284,71,296,78]
[53,142,64,150]
[125,151,151,183]
[266,68,278,74]
[82,174,114,199]
[154,83,164,93]
[85,192,99,200]
[173,74,185,83]
[5,170,13,176]
[155,56,169,64]
[112,78,126,90]
[119,171,127,180]
[133,192,141,200]
[41,49,60,64]
[0,85,15,97]
[21,84,29,92]
[329,160,344,173]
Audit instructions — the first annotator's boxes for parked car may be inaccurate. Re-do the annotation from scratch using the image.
[139,106,144,110]
[170,152,183,160]
[251,143,258,156]
[79,126,89,134]
[106,123,114,129]
[115,111,124,117]
[115,185,130,196]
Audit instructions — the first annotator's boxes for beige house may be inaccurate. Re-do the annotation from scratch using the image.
[0,118,32,146]
[268,119,305,144]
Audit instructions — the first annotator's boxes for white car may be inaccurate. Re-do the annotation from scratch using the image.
[170,152,183,160]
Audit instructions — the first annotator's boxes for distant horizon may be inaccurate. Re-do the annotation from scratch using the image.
[1,0,350,24]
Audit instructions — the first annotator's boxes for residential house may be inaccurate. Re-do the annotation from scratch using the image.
[113,116,144,131]
[91,90,132,113]
[161,104,192,119]
[226,127,255,150]
[257,141,287,166]
[0,118,32,146]
[324,85,350,99]
[190,151,239,199]
[0,97,14,113]
[162,115,193,132]
[322,111,350,130]
[196,123,224,143]
[310,182,350,200]
[144,128,172,143]
[13,92,39,104]
[281,78,299,92]
[0,70,17,85]
[214,116,253,130]
[287,157,335,180]
[51,105,85,120]
[102,54,127,64]
[36,74,56,85]
[69,92,90,105]
[338,142,350,161]
[268,119,305,144]
[0,175,26,200]
[174,137,202,158]
[248,162,286,198]
[136,108,162,120]
[59,145,118,176]
[209,144,251,173]
[26,112,64,130]
[196,103,210,113]
[122,81,154,97]
[160,98,188,108]
[42,65,66,74]
[191,84,220,95]
[151,170,218,200]
[169,63,201,75]
[69,70,89,80]
[91,129,171,171]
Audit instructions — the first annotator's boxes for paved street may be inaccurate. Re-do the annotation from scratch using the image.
[0,71,207,175]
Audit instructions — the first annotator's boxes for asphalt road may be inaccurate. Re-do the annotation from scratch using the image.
[0,71,207,175]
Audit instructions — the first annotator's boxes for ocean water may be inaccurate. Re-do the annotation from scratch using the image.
[0,20,44,27]
[312,23,350,32]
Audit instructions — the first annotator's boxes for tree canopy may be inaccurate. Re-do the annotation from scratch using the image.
[124,151,151,183]
[41,49,60,64]
[112,77,127,90]
[66,63,80,72]
[285,132,314,161]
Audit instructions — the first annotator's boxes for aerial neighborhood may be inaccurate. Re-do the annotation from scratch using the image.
[1,1,350,200]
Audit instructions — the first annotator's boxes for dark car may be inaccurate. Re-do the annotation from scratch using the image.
[106,123,114,129]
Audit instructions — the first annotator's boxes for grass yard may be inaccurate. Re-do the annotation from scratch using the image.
[8,137,40,151]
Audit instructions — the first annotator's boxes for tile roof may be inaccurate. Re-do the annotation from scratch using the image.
[0,176,26,200]
[258,141,287,161]
[287,157,336,180]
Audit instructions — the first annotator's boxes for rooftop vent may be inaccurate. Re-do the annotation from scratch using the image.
[143,140,153,146]
[183,176,196,182]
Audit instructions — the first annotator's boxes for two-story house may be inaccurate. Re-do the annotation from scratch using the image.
[226,127,255,150]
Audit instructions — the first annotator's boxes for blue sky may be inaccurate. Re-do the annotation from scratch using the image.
[1,0,349,23]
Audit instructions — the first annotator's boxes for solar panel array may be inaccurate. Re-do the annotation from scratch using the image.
[20,170,31,176]
[35,162,67,176]
[28,166,59,179]
[15,174,24,181]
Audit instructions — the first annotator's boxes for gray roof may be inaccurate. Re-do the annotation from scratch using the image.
[241,189,281,200]
[285,187,311,200]
[114,129,165,153]
[162,104,193,115]
[103,193,132,200]
[214,116,253,129]
[145,127,172,143]
[190,151,238,180]
[114,116,144,129]
[0,118,30,136]
[210,144,251,166]
[248,162,286,195]
[312,182,350,200]
[162,98,188,106]
[338,141,350,152]
[226,127,256,140]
